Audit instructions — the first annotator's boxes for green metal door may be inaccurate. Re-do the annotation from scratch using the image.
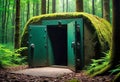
[28,25,48,67]
[67,21,76,71]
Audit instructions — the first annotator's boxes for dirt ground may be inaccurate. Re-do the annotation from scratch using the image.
[0,65,114,82]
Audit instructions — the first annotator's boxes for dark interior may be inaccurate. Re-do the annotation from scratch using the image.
[47,25,67,66]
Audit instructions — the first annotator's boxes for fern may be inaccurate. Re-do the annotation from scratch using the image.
[0,44,27,68]
[86,51,110,75]
[109,64,120,75]
[15,47,28,53]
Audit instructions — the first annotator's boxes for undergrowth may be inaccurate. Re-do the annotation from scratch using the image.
[0,44,27,68]
[86,50,120,80]
[86,51,110,76]
[110,64,120,75]
[110,64,120,80]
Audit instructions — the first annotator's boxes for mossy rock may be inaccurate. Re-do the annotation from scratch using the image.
[21,12,112,63]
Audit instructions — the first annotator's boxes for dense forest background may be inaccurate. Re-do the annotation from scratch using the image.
[0,0,112,46]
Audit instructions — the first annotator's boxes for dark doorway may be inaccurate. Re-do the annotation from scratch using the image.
[47,25,67,66]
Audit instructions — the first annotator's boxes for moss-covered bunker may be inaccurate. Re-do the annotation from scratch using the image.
[21,12,112,68]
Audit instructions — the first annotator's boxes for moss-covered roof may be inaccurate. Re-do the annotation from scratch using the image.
[21,12,112,52]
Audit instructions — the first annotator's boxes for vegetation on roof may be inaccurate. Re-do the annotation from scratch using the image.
[21,12,112,53]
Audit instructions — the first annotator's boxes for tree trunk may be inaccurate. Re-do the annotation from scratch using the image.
[15,0,20,49]
[52,0,56,13]
[27,0,30,21]
[103,0,120,80]
[63,0,64,12]
[92,0,95,15]
[103,0,110,22]
[0,0,1,43]
[101,0,103,17]
[12,0,15,44]
[1,0,4,43]
[5,0,10,43]
[76,0,83,12]
[36,0,39,15]
[47,0,49,13]
[21,6,25,31]
[112,0,120,81]
[41,0,46,14]
[66,0,68,12]
[2,0,7,43]
[33,1,35,16]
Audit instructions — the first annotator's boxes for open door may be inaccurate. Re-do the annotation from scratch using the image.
[28,25,48,67]
[67,21,76,71]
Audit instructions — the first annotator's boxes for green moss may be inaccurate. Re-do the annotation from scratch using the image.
[21,12,112,53]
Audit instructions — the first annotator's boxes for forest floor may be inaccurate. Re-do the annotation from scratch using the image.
[0,65,114,82]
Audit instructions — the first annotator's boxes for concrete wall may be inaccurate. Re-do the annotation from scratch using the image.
[84,23,96,66]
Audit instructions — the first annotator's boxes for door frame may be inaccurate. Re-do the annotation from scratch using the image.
[28,18,84,71]
[42,18,84,70]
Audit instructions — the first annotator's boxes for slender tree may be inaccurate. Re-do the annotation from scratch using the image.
[36,0,39,15]
[66,0,68,12]
[2,0,7,43]
[92,0,95,15]
[52,0,56,13]
[101,0,103,17]
[41,0,46,14]
[47,0,49,13]
[15,0,20,49]
[0,0,2,43]
[27,0,30,21]
[33,1,35,16]
[76,0,83,12]
[5,0,10,43]
[111,0,120,81]
[63,0,64,12]
[21,4,25,30]
[103,0,110,22]
[12,0,15,44]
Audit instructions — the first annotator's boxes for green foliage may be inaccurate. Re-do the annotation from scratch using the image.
[15,47,28,53]
[109,64,120,81]
[114,72,120,81]
[0,44,27,68]
[110,64,120,75]
[86,51,110,76]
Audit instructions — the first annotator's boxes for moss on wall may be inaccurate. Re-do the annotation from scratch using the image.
[21,12,112,57]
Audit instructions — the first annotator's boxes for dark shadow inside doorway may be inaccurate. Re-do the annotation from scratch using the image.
[47,25,67,66]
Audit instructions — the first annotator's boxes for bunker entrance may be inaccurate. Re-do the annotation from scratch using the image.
[47,25,67,66]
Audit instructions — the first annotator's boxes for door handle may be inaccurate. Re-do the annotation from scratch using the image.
[71,41,75,48]
[30,43,35,59]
